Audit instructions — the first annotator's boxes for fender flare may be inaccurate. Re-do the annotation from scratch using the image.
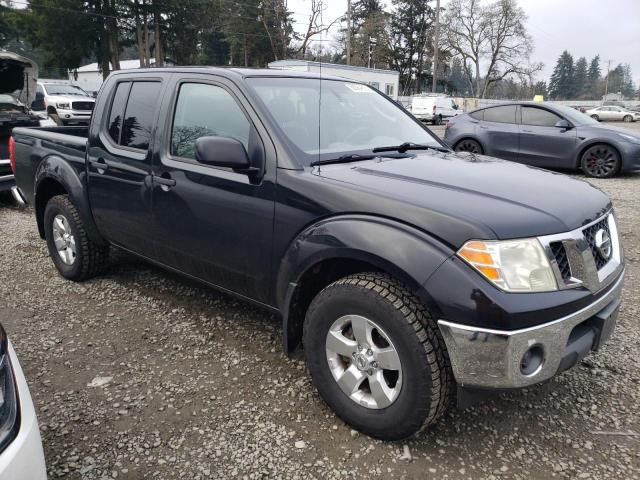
[34,155,105,245]
[276,215,454,353]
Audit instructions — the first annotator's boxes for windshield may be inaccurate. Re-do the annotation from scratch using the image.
[552,104,598,125]
[43,84,89,96]
[247,77,443,165]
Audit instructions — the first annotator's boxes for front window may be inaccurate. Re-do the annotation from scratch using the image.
[42,84,89,96]
[247,77,442,166]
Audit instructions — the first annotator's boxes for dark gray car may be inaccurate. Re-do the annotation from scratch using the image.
[444,102,640,178]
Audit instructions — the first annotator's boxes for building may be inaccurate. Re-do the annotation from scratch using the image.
[268,60,400,99]
[68,58,172,94]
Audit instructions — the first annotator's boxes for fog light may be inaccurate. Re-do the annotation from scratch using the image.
[65,114,71,118]
[520,345,544,375]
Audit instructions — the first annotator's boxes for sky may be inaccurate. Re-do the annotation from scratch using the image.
[287,0,640,85]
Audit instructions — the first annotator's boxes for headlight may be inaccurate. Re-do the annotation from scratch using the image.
[0,325,18,452]
[57,102,71,109]
[458,239,557,292]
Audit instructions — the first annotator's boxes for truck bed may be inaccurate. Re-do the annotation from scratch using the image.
[11,125,89,203]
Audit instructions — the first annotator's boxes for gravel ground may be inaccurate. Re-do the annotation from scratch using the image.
[0,123,639,479]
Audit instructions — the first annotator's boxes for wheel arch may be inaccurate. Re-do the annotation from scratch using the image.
[276,215,452,355]
[575,141,622,170]
[34,156,106,245]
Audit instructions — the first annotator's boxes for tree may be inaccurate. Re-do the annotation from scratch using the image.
[442,0,541,98]
[389,0,434,94]
[573,56,588,98]
[534,80,548,98]
[447,57,472,95]
[587,55,602,98]
[549,50,574,99]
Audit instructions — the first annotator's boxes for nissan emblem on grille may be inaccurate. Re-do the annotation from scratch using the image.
[595,229,612,260]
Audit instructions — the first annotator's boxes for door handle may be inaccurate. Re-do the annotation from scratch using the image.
[90,158,109,173]
[152,174,176,192]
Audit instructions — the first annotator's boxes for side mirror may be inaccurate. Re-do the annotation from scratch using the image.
[453,104,459,110]
[195,136,252,171]
[555,119,571,129]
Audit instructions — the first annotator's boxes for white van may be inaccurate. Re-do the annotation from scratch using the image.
[410,95,460,125]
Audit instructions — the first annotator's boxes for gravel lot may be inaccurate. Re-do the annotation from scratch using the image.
[1,122,639,479]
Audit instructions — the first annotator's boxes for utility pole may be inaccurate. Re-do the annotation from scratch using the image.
[603,59,612,100]
[346,0,352,65]
[431,0,440,93]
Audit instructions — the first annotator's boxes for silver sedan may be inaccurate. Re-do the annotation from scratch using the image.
[586,106,640,122]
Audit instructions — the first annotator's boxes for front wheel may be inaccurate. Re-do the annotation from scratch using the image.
[580,144,621,178]
[591,114,599,121]
[44,195,110,281]
[432,115,443,125]
[454,138,483,154]
[623,115,633,123]
[303,273,453,440]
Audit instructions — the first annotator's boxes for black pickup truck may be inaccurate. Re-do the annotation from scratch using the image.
[11,68,624,440]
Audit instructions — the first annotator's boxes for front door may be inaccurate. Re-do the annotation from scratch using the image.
[519,106,577,168]
[87,78,163,255]
[151,76,276,303]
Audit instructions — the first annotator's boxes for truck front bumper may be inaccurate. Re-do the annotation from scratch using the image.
[438,270,624,389]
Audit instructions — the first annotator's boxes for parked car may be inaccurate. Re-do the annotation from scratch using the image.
[32,81,95,126]
[12,68,624,440]
[0,53,40,195]
[446,102,640,178]
[0,323,47,479]
[586,105,640,122]
[410,94,460,125]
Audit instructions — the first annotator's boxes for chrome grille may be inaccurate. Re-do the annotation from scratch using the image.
[550,241,571,281]
[583,218,611,269]
[539,212,622,293]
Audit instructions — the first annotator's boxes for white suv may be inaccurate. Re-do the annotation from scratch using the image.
[410,94,461,125]
[33,82,95,125]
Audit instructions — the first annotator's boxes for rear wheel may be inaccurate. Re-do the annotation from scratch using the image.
[580,144,621,178]
[623,115,633,123]
[303,273,453,440]
[454,138,483,154]
[44,195,110,281]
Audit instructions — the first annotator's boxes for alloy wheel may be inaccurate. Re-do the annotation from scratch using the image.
[582,145,619,178]
[325,314,402,409]
[455,139,481,153]
[52,214,77,265]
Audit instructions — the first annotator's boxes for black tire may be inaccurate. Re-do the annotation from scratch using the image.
[591,114,599,121]
[303,273,453,440]
[623,115,632,123]
[580,144,621,178]
[454,138,483,154]
[432,115,443,126]
[44,195,109,281]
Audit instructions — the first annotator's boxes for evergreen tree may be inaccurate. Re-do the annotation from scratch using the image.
[573,57,588,98]
[549,50,575,99]
[447,57,471,95]
[587,55,602,98]
[534,80,548,98]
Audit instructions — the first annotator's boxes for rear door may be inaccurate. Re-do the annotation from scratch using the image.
[87,76,164,255]
[477,105,519,161]
[518,105,577,168]
[150,74,276,303]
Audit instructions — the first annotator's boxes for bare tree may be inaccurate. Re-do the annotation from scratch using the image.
[442,0,541,98]
[295,0,341,58]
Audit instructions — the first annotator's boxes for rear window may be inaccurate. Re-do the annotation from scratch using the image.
[483,105,517,124]
[121,82,162,150]
[107,82,131,144]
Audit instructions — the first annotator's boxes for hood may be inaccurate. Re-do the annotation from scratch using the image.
[46,94,95,103]
[0,52,38,106]
[314,151,611,246]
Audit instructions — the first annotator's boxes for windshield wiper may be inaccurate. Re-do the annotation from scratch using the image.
[310,154,377,167]
[372,142,450,154]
